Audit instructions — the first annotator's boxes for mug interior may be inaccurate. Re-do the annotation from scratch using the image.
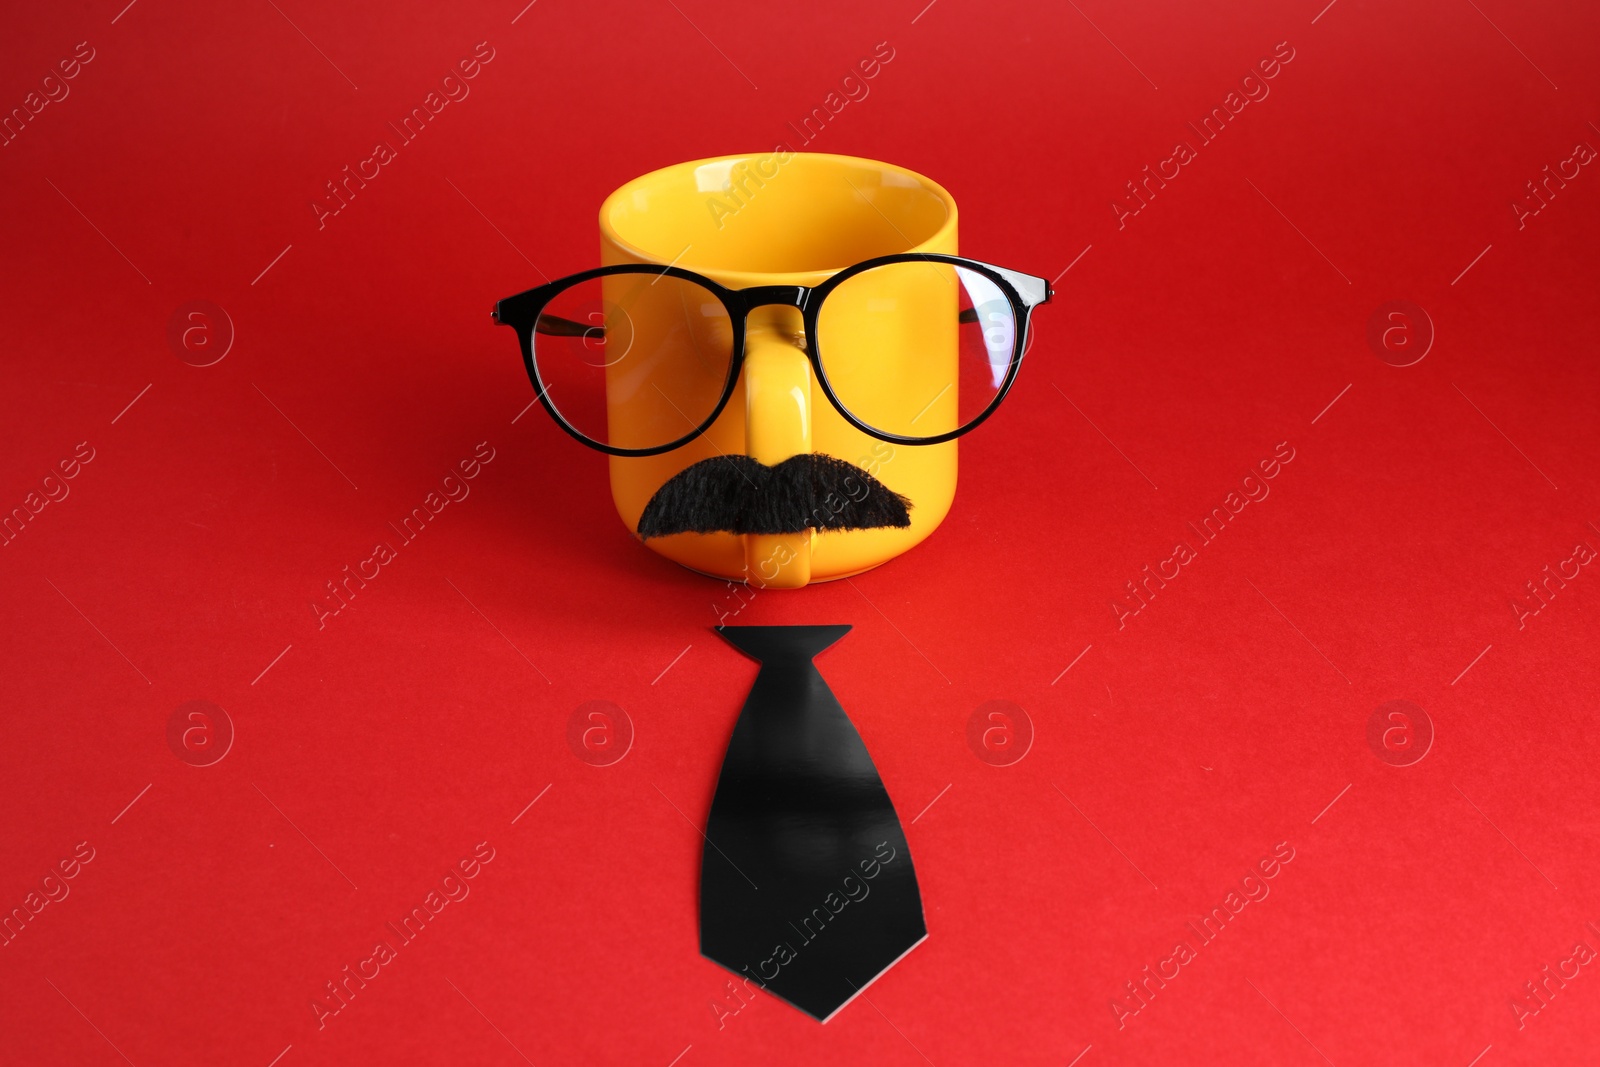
[601,153,955,278]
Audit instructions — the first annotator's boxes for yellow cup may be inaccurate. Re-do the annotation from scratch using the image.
[599,152,960,588]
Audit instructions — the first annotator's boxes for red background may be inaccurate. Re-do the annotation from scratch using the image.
[3,0,1598,1063]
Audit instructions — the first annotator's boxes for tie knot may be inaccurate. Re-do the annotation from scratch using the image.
[716,624,851,664]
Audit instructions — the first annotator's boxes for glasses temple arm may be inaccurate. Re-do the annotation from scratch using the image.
[533,313,596,337]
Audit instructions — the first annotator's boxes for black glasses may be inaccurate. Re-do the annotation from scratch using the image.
[493,253,1051,457]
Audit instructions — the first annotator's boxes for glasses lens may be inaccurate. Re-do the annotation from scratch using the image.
[815,261,1018,440]
[532,271,735,451]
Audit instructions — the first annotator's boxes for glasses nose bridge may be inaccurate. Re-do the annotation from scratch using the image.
[734,285,813,351]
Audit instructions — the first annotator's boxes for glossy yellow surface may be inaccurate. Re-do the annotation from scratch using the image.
[598,152,959,586]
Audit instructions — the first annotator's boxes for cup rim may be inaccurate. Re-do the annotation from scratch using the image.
[598,152,959,285]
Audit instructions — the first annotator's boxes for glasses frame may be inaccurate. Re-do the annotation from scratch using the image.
[492,252,1052,458]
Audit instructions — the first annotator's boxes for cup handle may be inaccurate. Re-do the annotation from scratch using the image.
[741,325,813,588]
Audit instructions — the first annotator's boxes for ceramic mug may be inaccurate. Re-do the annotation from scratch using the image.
[597,152,962,588]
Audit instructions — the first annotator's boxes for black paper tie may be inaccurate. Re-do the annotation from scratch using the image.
[700,624,926,1022]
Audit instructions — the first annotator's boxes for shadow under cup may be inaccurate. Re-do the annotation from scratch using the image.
[597,152,961,587]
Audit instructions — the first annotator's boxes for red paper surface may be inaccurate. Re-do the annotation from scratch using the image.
[3,1,1598,1064]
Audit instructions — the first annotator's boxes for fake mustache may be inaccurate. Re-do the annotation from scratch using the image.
[637,454,912,539]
